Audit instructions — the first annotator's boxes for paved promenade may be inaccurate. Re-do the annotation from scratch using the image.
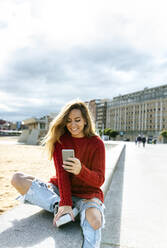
[102,142,167,248]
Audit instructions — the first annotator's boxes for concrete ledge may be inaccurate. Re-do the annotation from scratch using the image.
[102,142,125,197]
[0,142,126,248]
[101,144,126,248]
[18,130,29,143]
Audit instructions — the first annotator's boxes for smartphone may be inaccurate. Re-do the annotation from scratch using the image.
[62,149,75,162]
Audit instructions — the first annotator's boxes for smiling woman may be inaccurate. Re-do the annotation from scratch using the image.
[11,99,106,248]
[66,109,86,138]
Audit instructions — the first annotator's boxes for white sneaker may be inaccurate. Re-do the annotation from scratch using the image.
[56,207,79,227]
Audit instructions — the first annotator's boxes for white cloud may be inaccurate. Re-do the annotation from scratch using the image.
[0,0,167,121]
[0,103,14,112]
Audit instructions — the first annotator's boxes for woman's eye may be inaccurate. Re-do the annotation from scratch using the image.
[67,119,80,123]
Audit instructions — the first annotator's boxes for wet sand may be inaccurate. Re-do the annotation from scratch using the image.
[0,136,55,214]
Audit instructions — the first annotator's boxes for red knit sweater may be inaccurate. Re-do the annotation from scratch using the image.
[49,134,105,206]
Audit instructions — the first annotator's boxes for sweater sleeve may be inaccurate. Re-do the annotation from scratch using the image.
[76,140,105,187]
[53,142,73,206]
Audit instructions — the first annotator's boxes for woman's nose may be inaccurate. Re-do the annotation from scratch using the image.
[71,121,76,126]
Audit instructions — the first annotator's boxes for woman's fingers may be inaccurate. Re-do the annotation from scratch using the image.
[53,210,63,225]
[69,210,75,222]
[63,158,81,175]
[53,206,74,226]
[63,160,74,173]
[63,159,74,166]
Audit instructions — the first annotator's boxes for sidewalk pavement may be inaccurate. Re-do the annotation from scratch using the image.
[102,142,167,248]
[0,142,125,248]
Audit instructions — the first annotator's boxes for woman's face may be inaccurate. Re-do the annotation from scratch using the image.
[66,109,86,138]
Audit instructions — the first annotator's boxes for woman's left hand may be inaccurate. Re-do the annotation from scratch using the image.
[63,158,82,175]
[53,205,74,226]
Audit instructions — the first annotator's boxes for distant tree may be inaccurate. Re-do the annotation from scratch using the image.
[103,128,111,136]
[160,130,167,138]
[103,128,119,139]
[99,129,103,137]
[109,130,119,138]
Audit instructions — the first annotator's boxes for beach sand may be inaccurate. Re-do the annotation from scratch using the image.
[0,136,55,215]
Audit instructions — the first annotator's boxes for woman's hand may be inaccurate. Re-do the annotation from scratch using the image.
[63,158,82,175]
[53,205,74,226]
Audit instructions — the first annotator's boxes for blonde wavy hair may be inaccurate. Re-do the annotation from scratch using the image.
[42,99,96,160]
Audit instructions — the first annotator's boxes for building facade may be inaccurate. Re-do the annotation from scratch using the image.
[87,99,108,130]
[19,115,56,145]
[106,84,167,141]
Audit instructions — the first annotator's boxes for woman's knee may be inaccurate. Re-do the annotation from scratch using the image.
[11,172,24,187]
[85,208,102,230]
[11,172,34,195]
[90,217,101,230]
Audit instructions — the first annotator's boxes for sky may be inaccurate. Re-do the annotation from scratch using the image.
[0,0,167,122]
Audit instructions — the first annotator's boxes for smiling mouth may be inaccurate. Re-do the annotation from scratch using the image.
[71,128,77,131]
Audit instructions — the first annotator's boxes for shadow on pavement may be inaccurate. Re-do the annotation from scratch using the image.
[0,208,83,248]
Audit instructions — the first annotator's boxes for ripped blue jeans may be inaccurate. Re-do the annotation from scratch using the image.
[17,179,105,248]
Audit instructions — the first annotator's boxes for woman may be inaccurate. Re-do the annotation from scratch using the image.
[11,100,105,248]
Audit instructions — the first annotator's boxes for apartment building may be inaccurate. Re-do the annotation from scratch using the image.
[106,84,167,140]
[87,99,108,130]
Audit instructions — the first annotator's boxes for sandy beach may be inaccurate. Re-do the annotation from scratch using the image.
[0,136,55,215]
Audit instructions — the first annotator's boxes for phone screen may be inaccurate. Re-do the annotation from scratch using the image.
[62,149,75,162]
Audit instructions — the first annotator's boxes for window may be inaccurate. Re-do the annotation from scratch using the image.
[40,123,45,129]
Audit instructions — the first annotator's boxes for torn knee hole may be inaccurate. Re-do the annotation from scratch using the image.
[85,217,102,230]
